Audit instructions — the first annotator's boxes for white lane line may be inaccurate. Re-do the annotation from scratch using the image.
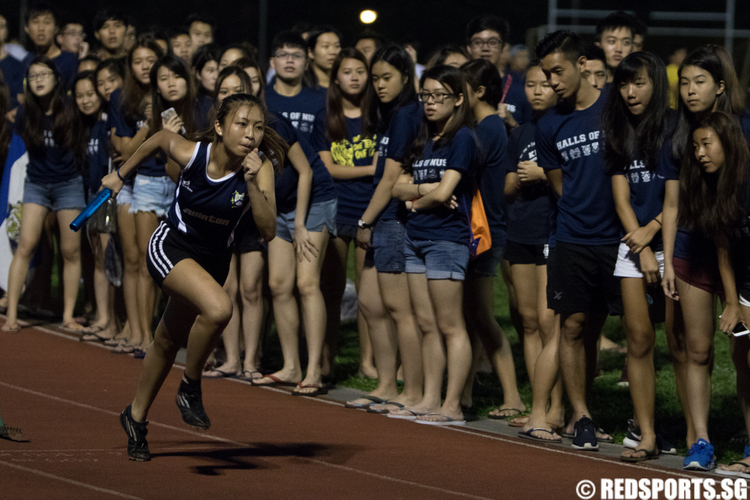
[0,459,145,499]
[0,381,494,500]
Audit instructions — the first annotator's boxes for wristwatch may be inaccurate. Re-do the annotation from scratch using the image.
[358,219,373,230]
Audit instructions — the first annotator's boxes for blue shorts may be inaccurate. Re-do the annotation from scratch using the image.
[404,234,469,281]
[116,183,134,206]
[130,175,175,217]
[23,176,85,211]
[373,219,405,273]
[276,198,337,243]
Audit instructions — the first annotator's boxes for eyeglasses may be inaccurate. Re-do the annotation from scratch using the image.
[63,30,85,39]
[274,52,306,61]
[28,71,54,82]
[470,38,502,49]
[417,92,456,104]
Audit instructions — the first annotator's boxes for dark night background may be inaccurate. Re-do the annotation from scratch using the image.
[3,0,750,74]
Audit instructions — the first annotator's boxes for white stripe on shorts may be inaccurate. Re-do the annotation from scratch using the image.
[148,223,171,278]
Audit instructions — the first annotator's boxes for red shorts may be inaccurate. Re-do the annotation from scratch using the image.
[673,257,724,296]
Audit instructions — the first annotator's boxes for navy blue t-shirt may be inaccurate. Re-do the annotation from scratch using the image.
[407,127,478,244]
[475,114,508,242]
[503,73,532,127]
[268,114,336,214]
[610,134,676,252]
[168,142,252,250]
[264,85,326,140]
[536,92,619,245]
[504,120,551,246]
[194,93,214,132]
[312,111,377,225]
[86,117,110,193]
[109,88,167,177]
[22,50,78,90]
[14,105,79,184]
[373,100,422,222]
[0,55,24,108]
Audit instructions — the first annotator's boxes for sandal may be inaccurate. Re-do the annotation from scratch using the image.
[61,321,85,334]
[621,448,659,462]
[1,323,21,333]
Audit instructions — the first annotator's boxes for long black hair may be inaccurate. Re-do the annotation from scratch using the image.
[678,111,750,235]
[22,57,84,163]
[672,45,744,160]
[365,44,416,137]
[404,65,473,172]
[603,51,669,174]
[121,34,164,125]
[460,58,504,109]
[149,54,196,135]
[197,93,288,173]
[325,48,372,143]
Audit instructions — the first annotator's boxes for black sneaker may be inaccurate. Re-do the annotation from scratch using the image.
[120,405,150,462]
[176,389,211,430]
[572,416,599,451]
[623,419,641,449]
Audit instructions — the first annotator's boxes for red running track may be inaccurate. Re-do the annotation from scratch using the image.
[0,322,703,499]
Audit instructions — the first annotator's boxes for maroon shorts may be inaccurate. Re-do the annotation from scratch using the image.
[673,257,724,296]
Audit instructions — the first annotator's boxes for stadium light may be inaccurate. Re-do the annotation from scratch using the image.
[360,10,377,24]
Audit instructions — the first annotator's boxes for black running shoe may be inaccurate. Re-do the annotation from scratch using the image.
[176,389,211,430]
[120,405,150,462]
[572,416,599,451]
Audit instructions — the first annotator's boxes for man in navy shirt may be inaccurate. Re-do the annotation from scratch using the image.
[536,30,622,451]
[264,31,325,140]
[92,10,128,60]
[465,14,531,129]
[21,2,77,91]
[594,11,636,84]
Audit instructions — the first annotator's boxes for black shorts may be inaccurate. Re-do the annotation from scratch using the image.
[147,222,232,288]
[546,241,622,316]
[505,240,548,266]
[234,218,265,254]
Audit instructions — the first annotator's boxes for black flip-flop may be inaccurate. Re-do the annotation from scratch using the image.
[367,401,405,414]
[518,428,562,443]
[344,395,386,409]
[620,448,659,462]
[292,383,328,397]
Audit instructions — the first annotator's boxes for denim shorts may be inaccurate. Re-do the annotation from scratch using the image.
[117,183,134,206]
[404,234,469,280]
[276,198,337,243]
[23,175,85,211]
[130,175,175,217]
[373,219,406,273]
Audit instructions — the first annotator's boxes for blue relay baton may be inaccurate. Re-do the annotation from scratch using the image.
[70,188,113,232]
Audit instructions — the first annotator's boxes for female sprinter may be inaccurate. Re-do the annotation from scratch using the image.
[392,65,477,425]
[109,35,164,355]
[3,58,85,333]
[106,93,281,461]
[603,52,671,461]
[312,48,382,384]
[662,45,747,470]
[355,45,425,413]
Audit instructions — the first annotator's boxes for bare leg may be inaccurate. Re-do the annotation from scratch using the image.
[666,298,695,446]
[239,251,266,374]
[5,203,50,328]
[118,205,143,345]
[56,210,83,328]
[320,236,349,378]
[134,211,160,346]
[130,259,233,422]
[207,254,241,375]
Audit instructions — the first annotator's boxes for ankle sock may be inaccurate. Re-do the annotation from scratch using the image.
[180,375,201,393]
